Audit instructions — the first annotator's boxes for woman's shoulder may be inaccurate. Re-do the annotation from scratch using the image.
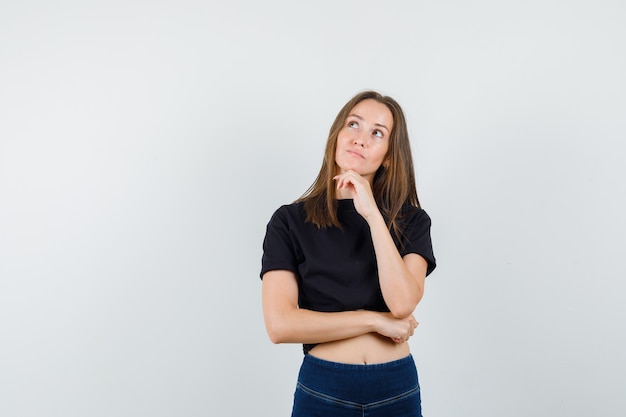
[273,200,305,215]
[395,205,433,233]
[400,204,431,221]
[268,201,307,224]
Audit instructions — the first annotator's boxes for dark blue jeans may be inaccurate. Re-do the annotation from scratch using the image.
[292,354,422,417]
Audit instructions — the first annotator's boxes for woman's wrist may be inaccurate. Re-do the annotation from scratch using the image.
[364,208,385,226]
[365,310,384,334]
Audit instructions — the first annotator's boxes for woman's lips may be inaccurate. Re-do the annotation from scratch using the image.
[347,150,364,159]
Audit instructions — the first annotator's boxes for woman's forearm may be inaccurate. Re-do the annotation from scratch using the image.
[366,212,425,318]
[264,308,379,345]
[262,262,419,346]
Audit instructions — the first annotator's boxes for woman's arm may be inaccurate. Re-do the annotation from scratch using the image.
[334,170,428,318]
[367,217,428,318]
[262,269,417,344]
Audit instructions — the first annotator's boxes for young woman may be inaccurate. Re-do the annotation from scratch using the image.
[260,91,436,416]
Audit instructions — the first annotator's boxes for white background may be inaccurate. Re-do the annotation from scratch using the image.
[1,1,625,416]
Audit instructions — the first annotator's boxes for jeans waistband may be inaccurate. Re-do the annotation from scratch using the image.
[303,353,415,371]
[297,353,419,405]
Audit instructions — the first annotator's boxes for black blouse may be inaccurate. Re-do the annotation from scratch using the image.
[260,199,436,353]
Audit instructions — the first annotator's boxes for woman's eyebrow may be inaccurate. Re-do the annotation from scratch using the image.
[348,113,390,132]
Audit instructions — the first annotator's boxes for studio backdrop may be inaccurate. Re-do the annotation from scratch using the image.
[1,1,625,416]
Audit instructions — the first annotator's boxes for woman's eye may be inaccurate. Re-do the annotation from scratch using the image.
[348,121,358,128]
[373,130,383,138]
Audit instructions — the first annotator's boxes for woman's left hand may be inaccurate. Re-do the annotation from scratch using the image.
[333,170,381,221]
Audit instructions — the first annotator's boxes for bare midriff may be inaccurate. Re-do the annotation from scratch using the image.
[308,333,410,365]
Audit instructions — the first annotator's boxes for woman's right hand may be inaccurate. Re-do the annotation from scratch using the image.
[375,312,418,343]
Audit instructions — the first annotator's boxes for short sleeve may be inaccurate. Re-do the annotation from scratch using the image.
[260,206,301,279]
[398,208,437,276]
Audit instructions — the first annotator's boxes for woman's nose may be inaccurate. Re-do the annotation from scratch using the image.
[353,133,366,147]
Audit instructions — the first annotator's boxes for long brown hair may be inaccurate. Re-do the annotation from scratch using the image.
[298,91,421,237]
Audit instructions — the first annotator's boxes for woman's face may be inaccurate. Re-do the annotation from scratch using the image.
[334,99,393,183]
